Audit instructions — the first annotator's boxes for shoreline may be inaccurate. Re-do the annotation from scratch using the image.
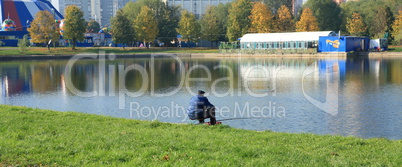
[1,51,402,61]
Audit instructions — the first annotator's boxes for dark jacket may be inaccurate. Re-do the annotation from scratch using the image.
[187,94,214,120]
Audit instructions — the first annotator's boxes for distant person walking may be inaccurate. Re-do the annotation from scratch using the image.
[47,39,52,50]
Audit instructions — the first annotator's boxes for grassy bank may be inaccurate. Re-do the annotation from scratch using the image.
[0,47,219,56]
[0,105,401,166]
[2,46,402,56]
[388,45,402,52]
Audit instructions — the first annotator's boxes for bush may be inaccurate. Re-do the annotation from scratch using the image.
[18,35,29,53]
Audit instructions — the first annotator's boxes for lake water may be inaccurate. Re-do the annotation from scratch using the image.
[1,55,401,140]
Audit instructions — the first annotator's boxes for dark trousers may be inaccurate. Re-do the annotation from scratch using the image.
[197,106,216,125]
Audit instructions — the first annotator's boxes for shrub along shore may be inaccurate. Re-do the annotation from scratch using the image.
[1,46,402,57]
[0,47,219,56]
[0,105,401,166]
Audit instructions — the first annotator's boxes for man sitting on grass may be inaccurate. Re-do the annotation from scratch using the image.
[187,90,221,125]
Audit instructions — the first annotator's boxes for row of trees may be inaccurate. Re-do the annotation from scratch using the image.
[112,0,402,46]
[28,5,86,50]
[28,0,402,48]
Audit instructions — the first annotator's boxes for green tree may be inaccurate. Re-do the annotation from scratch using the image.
[392,10,402,45]
[134,6,159,48]
[249,2,274,33]
[227,0,252,42]
[296,8,320,32]
[28,11,59,45]
[122,0,165,20]
[216,3,231,41]
[370,6,394,40]
[122,0,179,45]
[346,12,367,36]
[63,5,86,50]
[200,6,221,46]
[122,1,140,21]
[18,35,29,53]
[176,10,200,44]
[157,5,180,46]
[275,5,294,32]
[111,9,135,49]
[86,20,100,33]
[340,0,398,40]
[260,0,293,14]
[304,0,342,31]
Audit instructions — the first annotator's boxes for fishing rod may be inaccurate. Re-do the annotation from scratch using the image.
[216,117,271,122]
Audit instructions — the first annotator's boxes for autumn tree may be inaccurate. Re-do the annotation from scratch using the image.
[392,10,402,45]
[296,8,320,32]
[111,9,135,49]
[63,5,86,50]
[134,6,159,48]
[176,10,200,44]
[28,11,59,46]
[227,0,252,42]
[346,12,367,36]
[249,2,274,33]
[304,0,341,31]
[200,6,220,46]
[86,20,100,33]
[275,5,294,32]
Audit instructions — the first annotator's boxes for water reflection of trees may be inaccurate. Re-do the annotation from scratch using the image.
[0,58,401,97]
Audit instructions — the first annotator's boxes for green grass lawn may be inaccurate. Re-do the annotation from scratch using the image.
[0,105,401,166]
[0,47,219,56]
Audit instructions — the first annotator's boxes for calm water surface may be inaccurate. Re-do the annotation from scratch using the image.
[1,56,401,140]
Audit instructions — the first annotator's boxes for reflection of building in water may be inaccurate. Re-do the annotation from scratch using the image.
[0,75,5,100]
[0,67,32,97]
[329,58,391,137]
[369,59,381,86]
[239,60,314,92]
[389,60,402,84]
[60,74,68,100]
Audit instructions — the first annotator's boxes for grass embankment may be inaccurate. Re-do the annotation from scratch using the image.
[0,47,219,56]
[0,105,401,166]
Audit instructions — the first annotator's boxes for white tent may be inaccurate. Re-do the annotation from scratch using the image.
[240,31,337,43]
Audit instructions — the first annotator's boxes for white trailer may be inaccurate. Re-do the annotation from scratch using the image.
[369,38,388,51]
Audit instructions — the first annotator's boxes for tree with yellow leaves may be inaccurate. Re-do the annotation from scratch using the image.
[275,5,294,32]
[28,10,59,46]
[134,6,159,48]
[392,10,402,45]
[176,10,200,44]
[296,8,320,32]
[249,2,274,33]
[346,12,367,36]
